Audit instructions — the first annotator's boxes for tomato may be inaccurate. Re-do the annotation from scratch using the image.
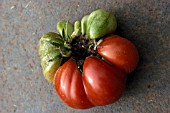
[39,9,139,110]
[97,35,139,74]
[54,56,126,109]
[53,35,139,109]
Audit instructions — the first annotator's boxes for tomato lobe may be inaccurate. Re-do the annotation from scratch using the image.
[83,56,126,106]
[97,35,139,74]
[54,59,93,109]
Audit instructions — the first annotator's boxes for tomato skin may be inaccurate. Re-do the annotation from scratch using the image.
[97,35,139,74]
[54,35,139,109]
[54,59,94,109]
[83,56,126,106]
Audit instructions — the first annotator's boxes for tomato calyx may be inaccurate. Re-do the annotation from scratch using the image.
[70,35,102,71]
[56,20,102,70]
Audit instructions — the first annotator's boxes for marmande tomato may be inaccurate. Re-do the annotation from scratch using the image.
[54,56,126,109]
[39,9,139,109]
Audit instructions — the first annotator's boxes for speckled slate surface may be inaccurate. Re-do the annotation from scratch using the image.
[0,0,170,113]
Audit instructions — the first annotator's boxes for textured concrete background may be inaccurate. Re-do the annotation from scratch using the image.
[0,0,170,113]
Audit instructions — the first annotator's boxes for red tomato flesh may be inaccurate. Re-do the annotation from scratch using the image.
[97,35,139,74]
[54,59,94,109]
[83,56,126,106]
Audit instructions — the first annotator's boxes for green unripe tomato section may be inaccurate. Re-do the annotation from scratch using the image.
[57,21,74,42]
[39,32,65,83]
[86,9,117,39]
[81,15,89,36]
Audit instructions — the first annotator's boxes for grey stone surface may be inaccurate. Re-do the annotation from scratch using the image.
[0,0,170,113]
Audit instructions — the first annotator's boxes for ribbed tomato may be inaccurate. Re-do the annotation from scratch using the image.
[54,35,138,109]
[39,9,139,109]
[54,56,126,109]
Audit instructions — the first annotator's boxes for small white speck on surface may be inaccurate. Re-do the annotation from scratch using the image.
[10,5,16,9]
[148,100,153,102]
[25,1,32,8]
[13,104,17,107]
[32,32,36,35]
[32,31,37,35]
